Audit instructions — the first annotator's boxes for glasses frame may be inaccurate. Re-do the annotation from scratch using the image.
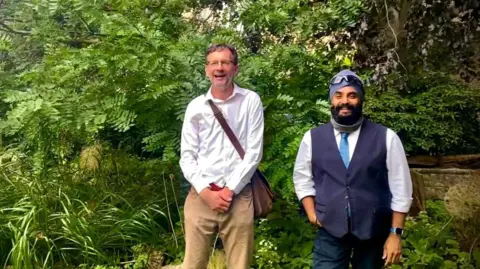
[206,60,235,67]
[330,75,364,89]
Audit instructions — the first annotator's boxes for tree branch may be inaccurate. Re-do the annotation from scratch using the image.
[397,0,412,40]
[0,21,30,36]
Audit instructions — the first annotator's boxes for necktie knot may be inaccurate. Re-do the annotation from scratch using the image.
[341,132,349,140]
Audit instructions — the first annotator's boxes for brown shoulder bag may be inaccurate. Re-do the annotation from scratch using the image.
[208,100,274,219]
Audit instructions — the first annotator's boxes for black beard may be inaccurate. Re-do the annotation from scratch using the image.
[331,103,363,125]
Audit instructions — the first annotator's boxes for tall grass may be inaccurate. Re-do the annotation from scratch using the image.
[0,147,182,268]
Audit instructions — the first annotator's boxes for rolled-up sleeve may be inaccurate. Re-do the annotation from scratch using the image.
[293,130,316,201]
[179,102,210,193]
[226,93,264,194]
[386,129,413,213]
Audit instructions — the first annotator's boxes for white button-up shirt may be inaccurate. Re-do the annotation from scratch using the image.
[293,125,413,213]
[179,84,264,194]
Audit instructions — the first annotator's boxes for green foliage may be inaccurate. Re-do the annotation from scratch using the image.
[251,199,479,269]
[130,244,149,269]
[0,146,181,268]
[252,199,316,269]
[0,0,369,201]
[0,0,210,168]
[390,200,479,269]
[364,72,480,155]
[1,0,480,267]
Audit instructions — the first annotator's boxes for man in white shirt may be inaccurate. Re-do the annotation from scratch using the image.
[293,70,413,268]
[179,44,264,269]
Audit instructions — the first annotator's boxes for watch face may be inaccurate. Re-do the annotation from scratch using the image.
[391,227,403,235]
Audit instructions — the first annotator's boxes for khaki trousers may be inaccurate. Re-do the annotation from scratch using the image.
[183,184,254,269]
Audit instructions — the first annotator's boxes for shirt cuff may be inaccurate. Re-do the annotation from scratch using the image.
[191,176,210,194]
[297,190,316,202]
[226,165,258,194]
[226,179,247,195]
[391,199,413,213]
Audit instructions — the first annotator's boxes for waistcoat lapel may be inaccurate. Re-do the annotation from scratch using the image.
[346,120,370,171]
[323,123,348,172]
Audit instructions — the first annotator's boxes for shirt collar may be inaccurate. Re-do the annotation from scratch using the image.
[205,83,245,103]
[334,125,362,137]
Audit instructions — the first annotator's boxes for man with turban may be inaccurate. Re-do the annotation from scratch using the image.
[292,70,413,268]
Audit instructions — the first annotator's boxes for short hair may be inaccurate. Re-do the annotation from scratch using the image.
[205,44,238,65]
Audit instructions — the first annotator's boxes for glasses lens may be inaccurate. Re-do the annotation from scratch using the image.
[331,75,362,86]
[332,76,345,84]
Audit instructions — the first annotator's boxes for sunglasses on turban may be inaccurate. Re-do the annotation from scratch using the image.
[330,75,364,87]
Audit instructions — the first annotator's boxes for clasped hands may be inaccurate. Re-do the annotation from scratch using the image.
[200,187,235,213]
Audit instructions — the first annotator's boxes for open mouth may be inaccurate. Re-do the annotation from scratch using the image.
[339,107,352,115]
[214,74,227,81]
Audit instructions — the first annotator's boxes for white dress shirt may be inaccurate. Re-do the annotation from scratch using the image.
[179,84,264,194]
[293,125,413,213]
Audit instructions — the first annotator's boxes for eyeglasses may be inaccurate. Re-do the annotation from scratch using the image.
[206,60,234,67]
[330,75,364,87]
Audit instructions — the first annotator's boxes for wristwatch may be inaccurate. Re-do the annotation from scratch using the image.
[390,227,404,236]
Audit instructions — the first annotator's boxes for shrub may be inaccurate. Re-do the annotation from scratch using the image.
[444,177,480,252]
[391,200,479,269]
[0,146,182,268]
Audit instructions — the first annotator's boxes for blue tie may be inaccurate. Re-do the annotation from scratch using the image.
[340,132,350,168]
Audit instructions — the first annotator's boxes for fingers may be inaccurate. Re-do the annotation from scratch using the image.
[213,204,230,212]
[212,197,231,213]
[219,192,232,202]
[218,194,231,208]
[382,247,387,261]
[219,201,230,210]
[384,252,392,266]
[387,253,394,265]
[216,188,234,204]
[215,208,228,214]
[393,250,402,264]
[214,204,229,213]
[384,250,401,266]
[220,189,233,201]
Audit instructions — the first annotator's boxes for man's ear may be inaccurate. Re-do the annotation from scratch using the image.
[233,64,239,76]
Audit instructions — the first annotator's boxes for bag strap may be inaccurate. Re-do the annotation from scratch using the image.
[208,100,245,160]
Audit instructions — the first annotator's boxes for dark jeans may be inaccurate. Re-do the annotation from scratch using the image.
[313,228,387,269]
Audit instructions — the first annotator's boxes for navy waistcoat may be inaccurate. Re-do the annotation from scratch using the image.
[311,119,392,240]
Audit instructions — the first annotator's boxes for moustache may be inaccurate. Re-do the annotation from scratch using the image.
[333,104,356,112]
[331,103,363,125]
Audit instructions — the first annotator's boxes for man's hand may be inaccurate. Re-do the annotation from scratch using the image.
[383,233,402,265]
[308,213,322,227]
[219,187,234,203]
[199,188,232,213]
[301,197,322,227]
